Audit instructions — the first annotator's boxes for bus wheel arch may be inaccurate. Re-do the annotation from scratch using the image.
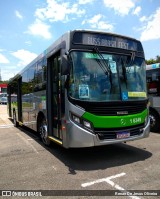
[149,107,160,132]
[37,112,50,146]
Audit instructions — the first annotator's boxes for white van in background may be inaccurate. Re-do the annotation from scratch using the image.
[0,93,7,104]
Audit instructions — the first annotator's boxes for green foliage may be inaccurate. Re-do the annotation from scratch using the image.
[146,55,160,65]
[0,80,9,84]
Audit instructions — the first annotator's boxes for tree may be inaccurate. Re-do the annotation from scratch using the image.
[0,80,9,84]
[146,55,160,65]
[155,55,160,63]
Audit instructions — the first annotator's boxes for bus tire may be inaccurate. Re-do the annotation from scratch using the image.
[13,111,19,127]
[38,117,51,146]
[149,108,160,132]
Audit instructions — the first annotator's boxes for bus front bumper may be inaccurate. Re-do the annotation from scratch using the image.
[64,119,150,148]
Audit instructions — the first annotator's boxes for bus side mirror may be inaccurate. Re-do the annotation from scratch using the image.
[64,74,70,89]
[61,55,69,75]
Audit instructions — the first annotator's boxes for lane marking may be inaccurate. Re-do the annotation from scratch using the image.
[16,132,39,154]
[52,166,57,171]
[106,179,140,199]
[81,172,126,187]
[0,124,14,128]
[81,173,141,199]
[27,138,39,141]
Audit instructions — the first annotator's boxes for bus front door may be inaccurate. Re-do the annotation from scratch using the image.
[47,53,62,141]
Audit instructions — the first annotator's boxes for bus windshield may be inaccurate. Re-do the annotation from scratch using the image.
[69,51,147,101]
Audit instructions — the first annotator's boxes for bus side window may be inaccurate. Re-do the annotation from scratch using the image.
[34,58,46,91]
[28,65,35,93]
[43,59,47,82]
[37,61,43,84]
[22,71,28,95]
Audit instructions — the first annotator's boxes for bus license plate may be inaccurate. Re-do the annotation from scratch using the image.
[117,131,130,139]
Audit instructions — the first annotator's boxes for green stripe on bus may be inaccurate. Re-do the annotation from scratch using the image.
[82,109,147,128]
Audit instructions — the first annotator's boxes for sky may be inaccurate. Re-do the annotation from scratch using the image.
[0,0,160,80]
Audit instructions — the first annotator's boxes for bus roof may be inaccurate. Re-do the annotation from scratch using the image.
[72,29,142,42]
[9,29,143,82]
[146,63,160,70]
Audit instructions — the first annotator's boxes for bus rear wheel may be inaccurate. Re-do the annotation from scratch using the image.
[13,111,19,127]
[38,118,50,146]
[149,108,160,132]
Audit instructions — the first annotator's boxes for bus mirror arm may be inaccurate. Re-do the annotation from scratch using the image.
[61,55,70,75]
[64,74,70,89]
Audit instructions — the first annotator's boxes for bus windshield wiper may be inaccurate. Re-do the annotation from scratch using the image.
[121,57,128,88]
[120,52,136,88]
[127,51,136,67]
[93,47,112,92]
[93,46,112,75]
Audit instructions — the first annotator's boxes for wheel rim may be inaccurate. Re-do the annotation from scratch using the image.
[39,121,48,145]
[13,113,16,125]
[149,114,156,128]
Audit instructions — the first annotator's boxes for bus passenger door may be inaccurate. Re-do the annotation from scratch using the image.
[47,53,62,141]
[17,77,22,122]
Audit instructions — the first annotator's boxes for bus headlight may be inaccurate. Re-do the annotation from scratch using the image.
[70,112,93,132]
[83,120,92,129]
[71,114,81,124]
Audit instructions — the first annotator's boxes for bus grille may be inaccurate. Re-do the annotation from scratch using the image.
[86,104,146,116]
[95,124,144,140]
[69,97,147,116]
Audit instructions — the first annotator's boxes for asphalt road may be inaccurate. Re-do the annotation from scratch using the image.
[0,105,160,199]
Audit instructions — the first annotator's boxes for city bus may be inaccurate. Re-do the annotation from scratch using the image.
[7,30,150,148]
[146,63,160,132]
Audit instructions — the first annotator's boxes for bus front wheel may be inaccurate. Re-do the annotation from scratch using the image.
[149,108,160,132]
[38,118,50,146]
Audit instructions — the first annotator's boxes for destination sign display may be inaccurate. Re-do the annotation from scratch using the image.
[73,32,143,51]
